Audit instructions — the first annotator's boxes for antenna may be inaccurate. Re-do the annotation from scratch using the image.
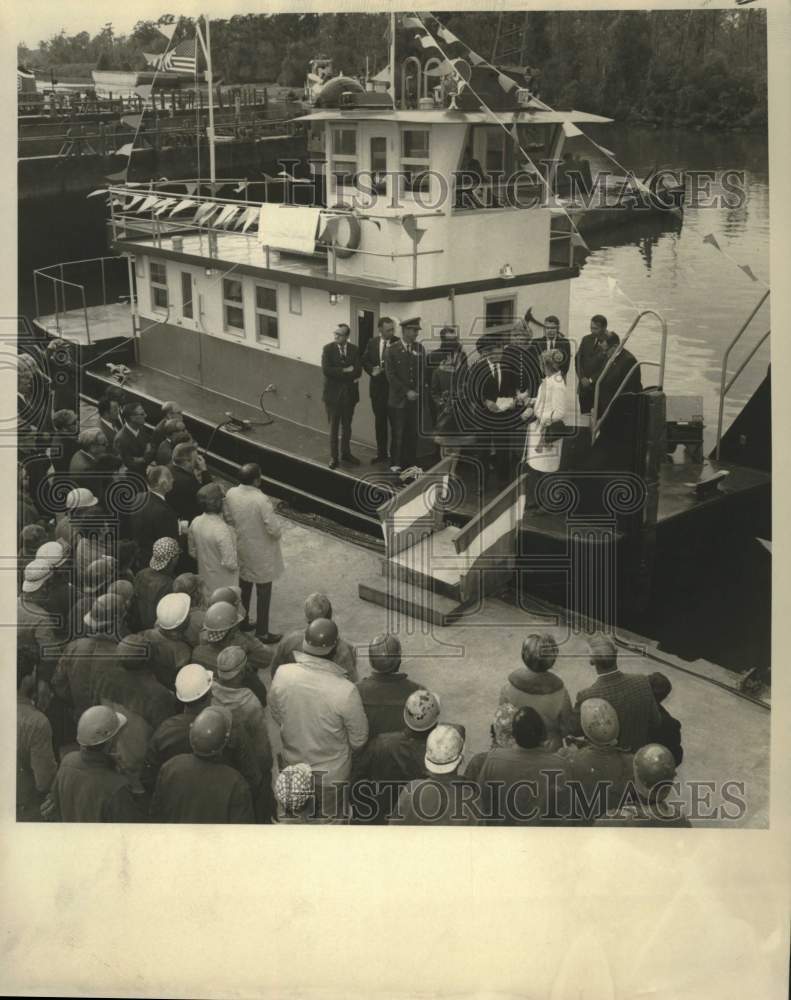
[196,14,216,192]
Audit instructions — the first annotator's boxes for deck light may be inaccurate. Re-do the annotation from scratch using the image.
[329,292,342,305]
[499,263,515,279]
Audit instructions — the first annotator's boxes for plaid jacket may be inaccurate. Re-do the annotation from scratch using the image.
[573,669,661,753]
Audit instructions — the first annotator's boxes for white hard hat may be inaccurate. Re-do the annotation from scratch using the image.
[36,541,67,568]
[175,663,214,704]
[65,487,98,511]
[22,558,54,593]
[155,592,191,631]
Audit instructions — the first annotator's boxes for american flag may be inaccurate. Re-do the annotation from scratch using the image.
[158,37,198,76]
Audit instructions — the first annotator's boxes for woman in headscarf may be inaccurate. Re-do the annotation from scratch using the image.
[518,348,567,509]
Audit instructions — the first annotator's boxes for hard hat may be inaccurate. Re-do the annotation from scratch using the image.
[155,592,191,631]
[303,617,338,656]
[173,572,201,598]
[216,645,247,680]
[83,593,123,630]
[76,705,127,748]
[633,744,677,799]
[21,558,54,594]
[84,557,116,595]
[203,601,242,639]
[106,579,134,605]
[189,706,230,757]
[208,586,241,608]
[580,698,620,746]
[275,763,314,812]
[368,632,402,674]
[36,540,68,568]
[150,536,180,571]
[175,663,213,703]
[425,723,465,774]
[403,689,441,732]
[65,487,98,511]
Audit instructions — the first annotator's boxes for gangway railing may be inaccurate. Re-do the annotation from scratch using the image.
[33,256,129,346]
[714,290,770,460]
[591,309,668,442]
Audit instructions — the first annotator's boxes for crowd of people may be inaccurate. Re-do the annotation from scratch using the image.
[322,310,643,498]
[17,330,683,826]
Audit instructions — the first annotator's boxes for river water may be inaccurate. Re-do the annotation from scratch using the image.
[569,123,770,452]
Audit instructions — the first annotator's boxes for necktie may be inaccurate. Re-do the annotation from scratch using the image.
[340,346,346,361]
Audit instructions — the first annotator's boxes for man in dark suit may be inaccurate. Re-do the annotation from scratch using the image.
[168,442,211,523]
[572,633,661,753]
[575,314,610,416]
[590,331,645,472]
[129,465,180,569]
[384,318,424,473]
[114,401,153,474]
[501,320,542,400]
[526,310,571,380]
[97,394,122,451]
[321,323,362,470]
[361,316,396,465]
[467,332,513,484]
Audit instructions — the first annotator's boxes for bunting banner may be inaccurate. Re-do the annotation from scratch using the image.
[121,114,142,130]
[135,85,153,101]
[214,205,239,227]
[105,170,129,183]
[156,16,178,43]
[125,195,145,209]
[169,199,197,215]
[234,182,248,193]
[703,233,767,285]
[702,232,721,251]
[184,182,198,195]
[87,189,108,199]
[114,143,136,158]
[739,264,759,282]
[137,195,159,213]
[194,202,219,224]
[154,198,177,216]
[240,208,259,233]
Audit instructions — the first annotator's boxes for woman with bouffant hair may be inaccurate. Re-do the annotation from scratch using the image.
[499,632,574,750]
[517,347,567,508]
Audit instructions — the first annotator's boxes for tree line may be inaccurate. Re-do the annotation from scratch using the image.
[18,9,766,129]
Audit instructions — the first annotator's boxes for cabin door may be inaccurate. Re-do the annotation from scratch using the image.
[350,299,379,358]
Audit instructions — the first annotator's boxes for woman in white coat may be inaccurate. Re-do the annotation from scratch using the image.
[223,462,285,644]
[518,349,567,507]
[187,482,239,595]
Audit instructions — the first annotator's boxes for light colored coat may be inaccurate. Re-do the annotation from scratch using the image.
[223,484,285,585]
[269,651,369,784]
[187,513,238,594]
[524,372,566,472]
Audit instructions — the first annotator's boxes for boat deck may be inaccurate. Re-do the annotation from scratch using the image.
[33,302,133,345]
[82,361,770,535]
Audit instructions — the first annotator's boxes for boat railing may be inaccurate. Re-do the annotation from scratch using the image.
[714,289,771,460]
[591,309,668,442]
[109,186,444,289]
[33,256,129,346]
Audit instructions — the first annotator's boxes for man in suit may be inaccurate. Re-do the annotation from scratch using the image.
[168,441,211,523]
[129,465,179,569]
[526,310,571,380]
[384,318,424,473]
[97,395,122,452]
[361,316,397,465]
[575,314,609,415]
[572,633,661,753]
[69,428,110,503]
[501,319,542,401]
[467,332,512,484]
[114,401,153,474]
[321,323,362,470]
[591,331,644,472]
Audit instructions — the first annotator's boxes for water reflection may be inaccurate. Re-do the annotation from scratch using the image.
[570,125,769,451]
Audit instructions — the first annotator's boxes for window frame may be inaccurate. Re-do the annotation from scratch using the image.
[483,294,517,335]
[288,284,302,316]
[254,282,279,345]
[222,277,246,337]
[149,259,169,313]
[180,271,193,319]
[330,126,358,190]
[400,126,431,196]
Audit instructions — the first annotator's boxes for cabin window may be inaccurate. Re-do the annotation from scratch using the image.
[149,260,168,312]
[331,127,358,188]
[370,136,388,194]
[255,284,279,343]
[549,215,573,267]
[223,278,245,336]
[289,284,302,315]
[485,130,507,175]
[484,296,516,333]
[180,272,193,319]
[401,128,430,194]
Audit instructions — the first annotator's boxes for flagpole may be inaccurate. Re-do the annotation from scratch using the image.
[205,14,216,192]
[390,13,396,105]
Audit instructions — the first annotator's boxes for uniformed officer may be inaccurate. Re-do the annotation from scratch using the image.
[384,318,425,473]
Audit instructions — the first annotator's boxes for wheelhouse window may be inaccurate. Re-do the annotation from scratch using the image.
[223,278,245,336]
[180,272,193,319]
[484,296,516,333]
[549,214,573,267]
[401,129,430,194]
[370,136,388,194]
[255,284,279,343]
[331,127,358,188]
[149,260,168,311]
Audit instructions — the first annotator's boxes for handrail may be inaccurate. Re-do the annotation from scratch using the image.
[32,256,127,347]
[591,309,668,438]
[591,361,660,443]
[715,290,770,460]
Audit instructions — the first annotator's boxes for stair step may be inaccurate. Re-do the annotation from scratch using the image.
[380,556,463,602]
[359,573,466,627]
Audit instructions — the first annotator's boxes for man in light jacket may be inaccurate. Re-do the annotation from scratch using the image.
[223,463,284,644]
[269,618,368,820]
[188,482,238,594]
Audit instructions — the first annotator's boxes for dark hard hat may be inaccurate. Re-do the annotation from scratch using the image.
[189,706,230,757]
[209,586,240,607]
[303,617,338,656]
[77,705,126,748]
[204,601,241,634]
[633,744,677,797]
[368,632,401,673]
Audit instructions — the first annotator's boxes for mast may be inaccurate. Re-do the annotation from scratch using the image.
[196,13,217,192]
[390,12,396,103]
